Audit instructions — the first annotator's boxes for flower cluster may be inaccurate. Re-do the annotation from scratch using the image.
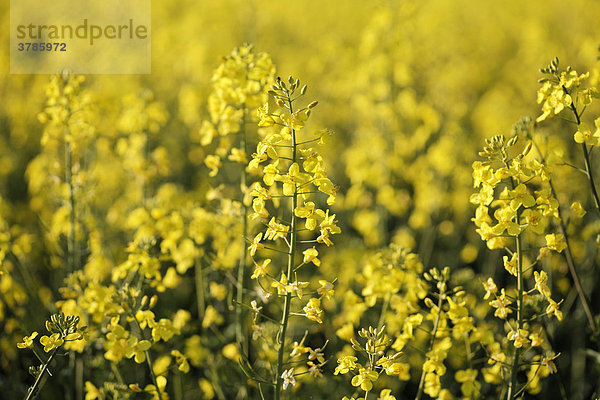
[243,75,339,397]
[473,133,564,396]
[335,326,403,398]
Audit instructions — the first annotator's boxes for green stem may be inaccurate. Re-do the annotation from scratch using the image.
[506,215,523,400]
[529,137,597,333]
[144,349,164,400]
[65,125,76,274]
[237,107,248,353]
[274,93,298,400]
[195,260,205,319]
[110,362,125,385]
[580,142,600,211]
[132,314,164,400]
[377,292,391,331]
[174,371,183,400]
[24,348,58,400]
[415,278,445,400]
[565,87,600,212]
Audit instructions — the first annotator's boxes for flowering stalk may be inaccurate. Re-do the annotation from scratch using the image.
[506,211,523,400]
[17,314,86,400]
[524,124,597,334]
[236,106,249,351]
[65,129,76,273]
[565,88,600,212]
[274,82,299,400]
[537,57,600,212]
[248,75,338,398]
[196,45,275,358]
[415,269,447,400]
[473,134,565,397]
[24,348,57,400]
[131,311,164,400]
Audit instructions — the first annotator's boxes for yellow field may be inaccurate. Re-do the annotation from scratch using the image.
[2,1,600,399]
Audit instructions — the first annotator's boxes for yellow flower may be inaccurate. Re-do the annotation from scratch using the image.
[503,253,518,276]
[482,277,497,300]
[546,299,563,321]
[281,368,296,390]
[265,218,289,241]
[574,122,594,144]
[280,111,309,130]
[40,333,64,352]
[455,369,480,397]
[489,288,512,319]
[278,162,310,196]
[351,367,379,392]
[317,280,334,299]
[263,161,279,186]
[522,208,544,234]
[378,389,397,400]
[303,298,323,323]
[126,339,151,363]
[271,273,288,295]
[222,343,241,362]
[571,201,586,218]
[545,233,567,252]
[288,280,310,299]
[204,154,221,177]
[507,329,529,348]
[529,330,544,347]
[540,352,560,374]
[534,270,551,298]
[151,318,179,342]
[248,233,264,256]
[84,381,102,400]
[302,247,320,266]
[209,282,228,301]
[257,103,275,127]
[492,206,521,236]
[17,331,38,349]
[295,201,318,230]
[228,148,247,163]
[509,183,536,210]
[144,375,167,400]
[136,310,156,329]
[202,306,224,328]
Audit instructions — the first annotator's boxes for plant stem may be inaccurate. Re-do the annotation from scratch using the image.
[236,107,248,353]
[274,93,298,400]
[415,277,445,400]
[506,214,523,400]
[25,348,57,400]
[195,260,205,319]
[565,88,600,212]
[529,137,597,333]
[132,314,164,400]
[65,122,76,274]
[144,349,164,400]
[377,292,391,331]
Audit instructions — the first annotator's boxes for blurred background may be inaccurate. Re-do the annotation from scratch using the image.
[1,0,600,398]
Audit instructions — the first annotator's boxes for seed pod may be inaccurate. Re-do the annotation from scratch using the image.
[149,295,158,309]
[522,141,532,157]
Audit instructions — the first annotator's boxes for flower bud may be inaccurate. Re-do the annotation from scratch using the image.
[149,295,158,309]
